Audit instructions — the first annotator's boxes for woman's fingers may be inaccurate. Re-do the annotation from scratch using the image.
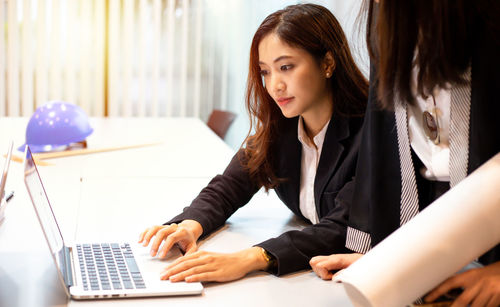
[309,255,331,265]
[312,262,333,280]
[160,252,213,280]
[469,276,500,307]
[451,284,480,307]
[185,272,216,283]
[138,224,192,257]
[485,292,500,307]
[310,257,334,280]
[150,225,179,256]
[184,242,198,255]
[310,253,362,280]
[138,228,148,243]
[138,226,161,244]
[165,262,214,282]
[162,250,204,272]
[158,227,197,258]
[157,232,183,258]
[159,250,253,283]
[140,225,164,246]
[425,275,463,302]
[469,282,490,307]
[140,221,203,258]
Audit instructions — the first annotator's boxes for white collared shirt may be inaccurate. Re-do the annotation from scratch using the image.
[297,116,330,224]
[407,68,451,181]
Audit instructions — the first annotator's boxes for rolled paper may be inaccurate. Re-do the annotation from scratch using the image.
[335,153,500,307]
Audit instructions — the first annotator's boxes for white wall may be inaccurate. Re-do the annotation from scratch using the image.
[0,0,367,150]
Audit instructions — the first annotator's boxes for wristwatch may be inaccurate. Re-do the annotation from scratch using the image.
[259,247,277,271]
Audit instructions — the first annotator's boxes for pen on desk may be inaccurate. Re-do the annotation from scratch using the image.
[5,191,14,202]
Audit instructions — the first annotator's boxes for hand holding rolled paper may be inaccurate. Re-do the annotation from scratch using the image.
[335,153,500,307]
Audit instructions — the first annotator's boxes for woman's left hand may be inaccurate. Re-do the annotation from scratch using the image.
[160,247,269,283]
[425,261,500,307]
[310,253,362,280]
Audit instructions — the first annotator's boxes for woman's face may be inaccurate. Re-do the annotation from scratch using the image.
[258,33,332,119]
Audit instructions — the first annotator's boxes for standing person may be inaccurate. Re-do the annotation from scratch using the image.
[138,3,368,282]
[310,0,500,305]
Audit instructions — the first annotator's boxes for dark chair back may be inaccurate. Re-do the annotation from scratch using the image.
[207,110,237,139]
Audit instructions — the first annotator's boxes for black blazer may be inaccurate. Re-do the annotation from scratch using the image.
[167,113,364,275]
[347,10,500,265]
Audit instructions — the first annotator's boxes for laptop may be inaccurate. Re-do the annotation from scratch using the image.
[23,145,203,300]
[0,141,14,222]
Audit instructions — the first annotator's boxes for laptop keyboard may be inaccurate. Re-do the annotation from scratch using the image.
[76,243,146,291]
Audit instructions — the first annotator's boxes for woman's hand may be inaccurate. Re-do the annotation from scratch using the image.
[425,261,500,307]
[138,219,203,257]
[160,247,269,283]
[310,253,362,280]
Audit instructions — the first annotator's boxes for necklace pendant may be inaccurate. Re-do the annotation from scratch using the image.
[422,111,440,145]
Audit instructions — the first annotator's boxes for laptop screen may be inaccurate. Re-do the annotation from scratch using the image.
[23,146,66,272]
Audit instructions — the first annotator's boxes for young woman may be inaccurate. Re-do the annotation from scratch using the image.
[310,0,500,305]
[138,3,368,282]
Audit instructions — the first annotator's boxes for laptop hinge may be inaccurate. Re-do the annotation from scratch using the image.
[62,246,74,287]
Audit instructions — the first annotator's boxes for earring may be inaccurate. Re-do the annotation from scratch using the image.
[326,72,331,78]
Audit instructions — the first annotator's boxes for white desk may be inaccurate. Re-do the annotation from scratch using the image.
[0,118,352,307]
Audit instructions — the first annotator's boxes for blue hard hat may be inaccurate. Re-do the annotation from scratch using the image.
[18,101,94,153]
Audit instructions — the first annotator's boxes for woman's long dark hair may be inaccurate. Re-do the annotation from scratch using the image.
[243,3,368,190]
[364,0,491,108]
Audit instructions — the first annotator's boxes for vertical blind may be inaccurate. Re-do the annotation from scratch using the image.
[0,0,229,120]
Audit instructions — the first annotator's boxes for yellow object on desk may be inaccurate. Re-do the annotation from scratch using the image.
[5,142,162,166]
[33,142,163,160]
[4,154,52,166]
